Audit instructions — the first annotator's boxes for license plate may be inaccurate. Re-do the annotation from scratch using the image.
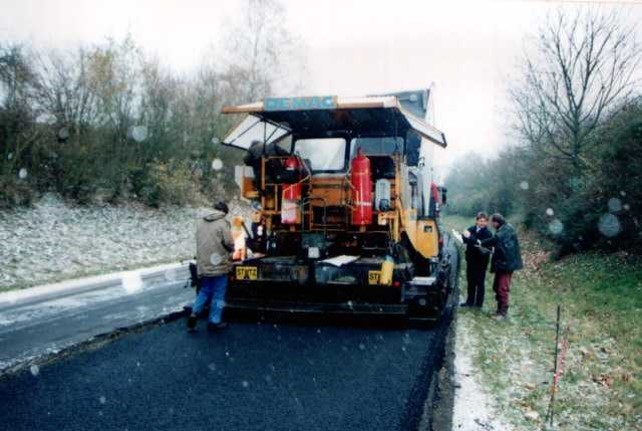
[368,270,381,285]
[236,266,258,280]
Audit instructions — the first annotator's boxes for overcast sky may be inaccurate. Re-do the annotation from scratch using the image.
[1,0,640,178]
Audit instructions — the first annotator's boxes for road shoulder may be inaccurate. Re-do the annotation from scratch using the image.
[451,310,512,431]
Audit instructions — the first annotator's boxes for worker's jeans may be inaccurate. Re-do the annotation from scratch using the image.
[192,275,227,324]
[492,271,513,316]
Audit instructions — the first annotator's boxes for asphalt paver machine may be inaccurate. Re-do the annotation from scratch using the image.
[220,89,458,321]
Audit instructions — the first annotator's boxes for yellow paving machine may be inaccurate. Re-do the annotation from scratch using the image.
[220,89,459,320]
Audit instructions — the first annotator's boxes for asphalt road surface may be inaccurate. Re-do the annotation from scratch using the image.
[0,313,451,431]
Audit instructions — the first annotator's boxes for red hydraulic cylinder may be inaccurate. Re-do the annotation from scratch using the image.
[283,182,301,201]
[281,156,302,224]
[351,149,373,225]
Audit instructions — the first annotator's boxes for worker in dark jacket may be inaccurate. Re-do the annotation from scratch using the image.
[479,213,523,320]
[461,212,493,307]
[187,201,234,331]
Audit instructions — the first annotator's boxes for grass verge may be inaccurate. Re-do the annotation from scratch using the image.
[443,215,641,430]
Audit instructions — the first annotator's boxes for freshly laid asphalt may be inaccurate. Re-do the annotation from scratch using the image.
[0,313,450,431]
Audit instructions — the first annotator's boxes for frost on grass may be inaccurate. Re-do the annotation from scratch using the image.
[457,301,557,430]
[0,193,249,291]
[452,316,512,431]
[455,231,635,431]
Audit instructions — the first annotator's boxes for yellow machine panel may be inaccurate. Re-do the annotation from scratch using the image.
[402,210,439,259]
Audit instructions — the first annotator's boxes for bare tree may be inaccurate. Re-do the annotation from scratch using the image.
[0,43,42,175]
[511,9,641,171]
[0,44,35,109]
[138,58,180,161]
[32,47,99,141]
[86,36,142,140]
[220,0,306,101]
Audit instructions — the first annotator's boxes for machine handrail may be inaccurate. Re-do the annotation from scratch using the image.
[300,196,328,238]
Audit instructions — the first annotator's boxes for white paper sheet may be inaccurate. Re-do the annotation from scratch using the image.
[321,255,360,267]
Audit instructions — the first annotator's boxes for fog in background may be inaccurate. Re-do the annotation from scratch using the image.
[2,0,640,178]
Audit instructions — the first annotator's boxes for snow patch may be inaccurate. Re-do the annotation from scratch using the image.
[0,194,250,290]
[452,316,513,431]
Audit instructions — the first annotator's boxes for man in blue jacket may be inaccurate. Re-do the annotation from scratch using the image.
[461,212,493,308]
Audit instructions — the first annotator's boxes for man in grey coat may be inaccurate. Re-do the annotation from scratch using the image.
[187,201,234,331]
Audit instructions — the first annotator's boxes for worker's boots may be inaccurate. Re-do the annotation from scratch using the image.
[187,315,198,331]
[207,322,228,331]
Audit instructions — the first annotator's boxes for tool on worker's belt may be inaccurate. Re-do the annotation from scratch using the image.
[188,260,200,291]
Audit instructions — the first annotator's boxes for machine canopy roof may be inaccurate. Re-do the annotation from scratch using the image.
[221,95,447,151]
